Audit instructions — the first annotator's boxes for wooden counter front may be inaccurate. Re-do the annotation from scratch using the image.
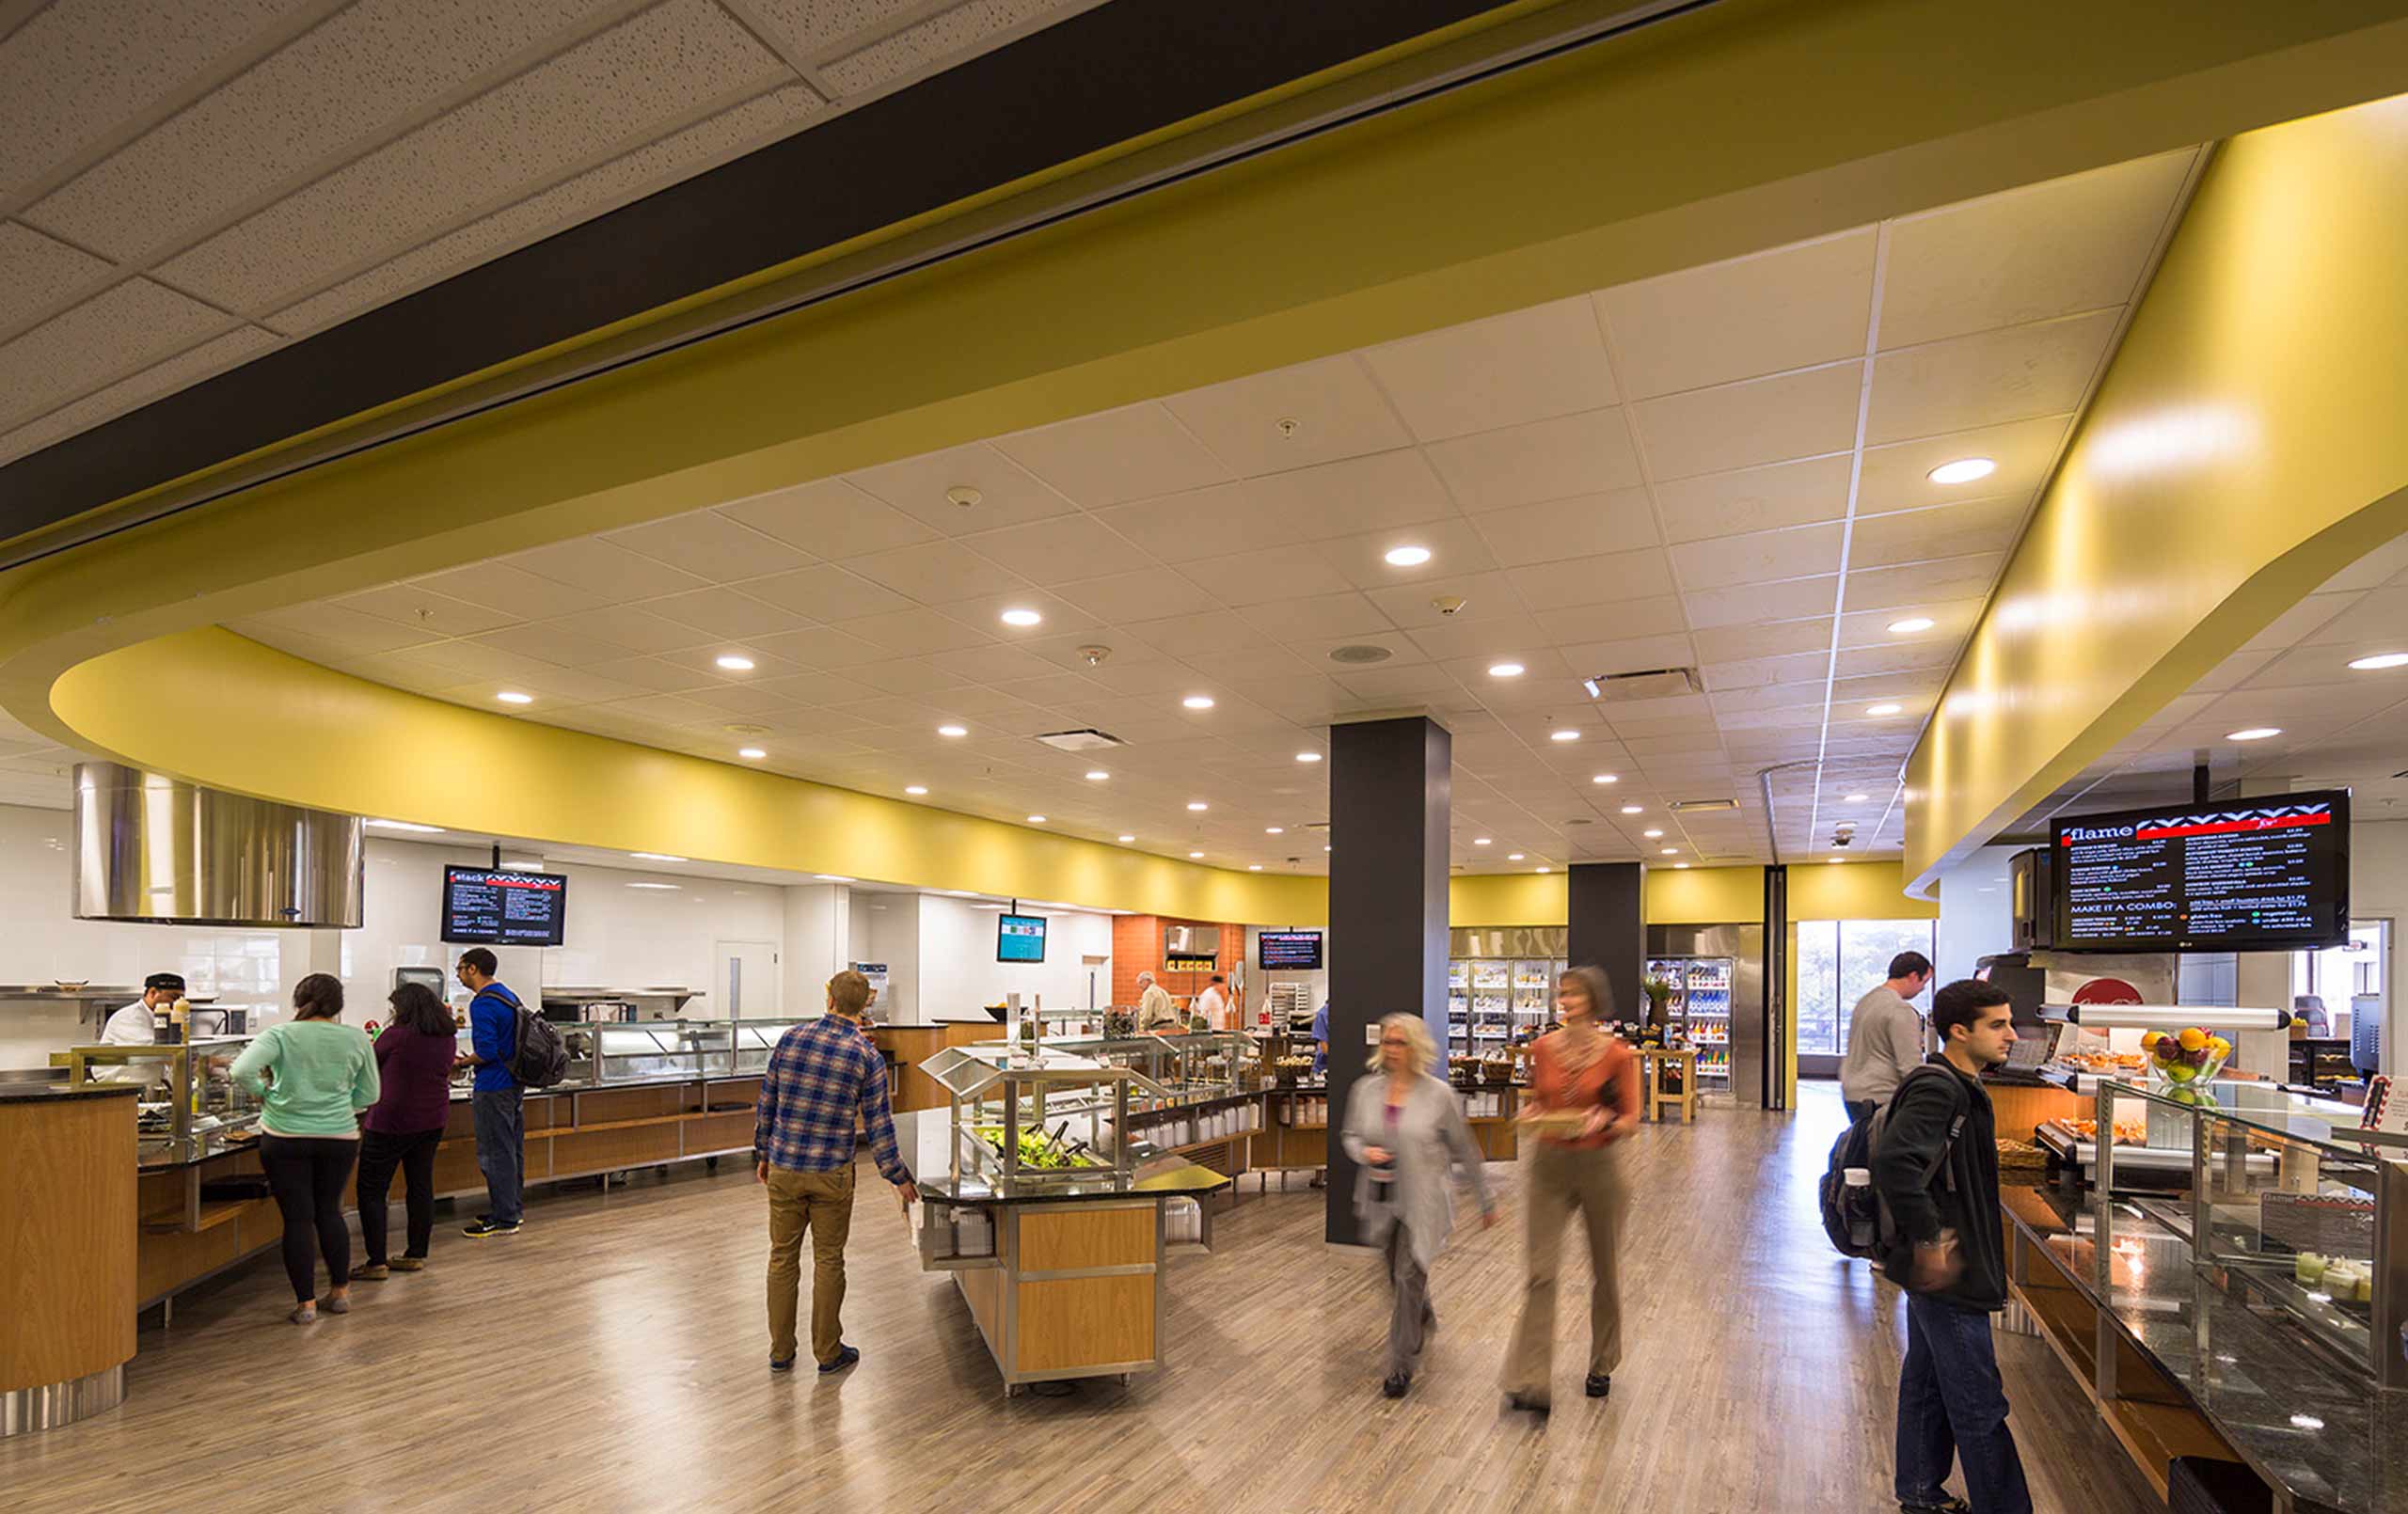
[2,1089,138,1404]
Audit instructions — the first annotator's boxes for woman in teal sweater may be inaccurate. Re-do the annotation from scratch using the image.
[230,973,380,1323]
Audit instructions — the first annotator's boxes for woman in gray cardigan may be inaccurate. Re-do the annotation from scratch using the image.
[1342,1012,1497,1399]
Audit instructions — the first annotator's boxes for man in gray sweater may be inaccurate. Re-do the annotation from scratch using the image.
[1838,950,1934,1123]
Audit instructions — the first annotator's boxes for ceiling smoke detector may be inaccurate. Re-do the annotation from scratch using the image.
[1429,594,1466,617]
[945,485,982,509]
[1329,644,1393,666]
[1034,728,1125,752]
[1077,645,1111,667]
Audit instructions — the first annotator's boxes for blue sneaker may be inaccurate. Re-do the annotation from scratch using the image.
[818,1345,861,1374]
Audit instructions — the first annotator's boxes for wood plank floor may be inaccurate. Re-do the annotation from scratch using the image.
[4,1086,2156,1513]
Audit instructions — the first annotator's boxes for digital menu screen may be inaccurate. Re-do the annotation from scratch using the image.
[996,913,1047,963]
[1259,930,1323,970]
[2053,790,2350,953]
[442,866,569,947]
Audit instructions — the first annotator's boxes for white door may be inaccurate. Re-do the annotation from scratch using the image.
[715,939,779,1017]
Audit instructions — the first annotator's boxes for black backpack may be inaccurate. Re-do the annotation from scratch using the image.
[1818,1065,1967,1265]
[488,986,568,1089]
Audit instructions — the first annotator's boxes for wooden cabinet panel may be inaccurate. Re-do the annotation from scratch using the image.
[550,1122,681,1175]
[1019,1204,1156,1271]
[3,1096,138,1389]
[1013,1274,1154,1372]
[682,1112,755,1157]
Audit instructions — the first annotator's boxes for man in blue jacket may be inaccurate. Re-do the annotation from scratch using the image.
[456,948,524,1238]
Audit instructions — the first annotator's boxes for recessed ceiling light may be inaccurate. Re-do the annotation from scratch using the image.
[1674,862,1690,870]
[1027,814,1047,824]
[1887,617,1935,635]
[1085,770,1110,781]
[1266,826,1284,835]
[1508,852,1526,860]
[1845,793,1868,802]
[1118,834,1135,843]
[1189,850,1206,859]
[1642,828,1663,839]
[1323,844,1332,853]
[1620,804,1642,815]
[2350,653,2408,670]
[1534,866,1550,874]
[496,690,532,705]
[2227,727,2282,741]
[1548,729,1580,742]
[716,655,760,674]
[738,747,767,760]
[1865,703,1903,717]
[1660,846,1677,855]
[1182,694,1216,710]
[999,608,1043,627]
[630,851,686,861]
[905,785,928,796]
[814,874,855,883]
[937,724,968,737]
[1248,864,1262,872]
[1927,457,1997,485]
[1827,858,1844,864]
[1384,544,1433,567]
[366,819,443,833]
[1592,773,1618,785]
[626,881,681,891]
[1296,751,1323,764]
[1487,661,1526,679]
[1473,837,1492,845]
[1187,801,1209,812]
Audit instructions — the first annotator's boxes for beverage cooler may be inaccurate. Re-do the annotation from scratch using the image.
[1447,926,1567,1057]
[1647,923,1768,1109]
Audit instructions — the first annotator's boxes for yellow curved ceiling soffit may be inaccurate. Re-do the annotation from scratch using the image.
[8,3,2408,896]
[1901,95,2408,894]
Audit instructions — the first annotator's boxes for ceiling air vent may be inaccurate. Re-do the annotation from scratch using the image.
[1669,798,1740,814]
[1034,728,1125,753]
[1583,666,1702,702]
[1329,644,1394,666]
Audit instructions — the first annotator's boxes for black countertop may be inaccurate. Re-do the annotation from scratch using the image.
[2004,1175,2407,1514]
[0,1082,142,1105]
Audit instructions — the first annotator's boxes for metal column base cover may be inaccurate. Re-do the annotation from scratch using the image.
[0,1364,126,1437]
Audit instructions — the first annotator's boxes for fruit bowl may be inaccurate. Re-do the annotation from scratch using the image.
[2142,1027,2232,1091]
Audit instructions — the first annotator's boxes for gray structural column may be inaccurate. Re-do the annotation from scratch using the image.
[1566,862,1644,1025]
[1326,716,1450,1245]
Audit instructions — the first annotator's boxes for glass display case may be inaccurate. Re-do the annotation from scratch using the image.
[54,1036,261,1165]
[546,1017,810,1085]
[919,1044,1172,1196]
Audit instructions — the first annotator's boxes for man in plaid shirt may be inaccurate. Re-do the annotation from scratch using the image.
[755,970,916,1374]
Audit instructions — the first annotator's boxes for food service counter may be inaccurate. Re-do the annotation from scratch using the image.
[1,1083,138,1437]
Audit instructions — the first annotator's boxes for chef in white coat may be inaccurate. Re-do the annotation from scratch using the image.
[96,971,183,1083]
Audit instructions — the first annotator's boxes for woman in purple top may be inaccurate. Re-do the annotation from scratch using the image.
[354,983,462,1277]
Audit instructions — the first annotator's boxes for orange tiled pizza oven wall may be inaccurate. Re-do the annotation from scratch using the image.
[1108,917,1244,1007]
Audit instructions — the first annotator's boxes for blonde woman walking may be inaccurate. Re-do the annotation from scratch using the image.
[1502,965,1640,1412]
[1340,1012,1497,1399]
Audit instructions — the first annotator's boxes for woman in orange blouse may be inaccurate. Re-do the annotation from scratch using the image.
[1501,965,1640,1413]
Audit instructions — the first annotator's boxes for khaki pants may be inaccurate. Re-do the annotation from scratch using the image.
[766,1164,856,1365]
[1501,1140,1628,1403]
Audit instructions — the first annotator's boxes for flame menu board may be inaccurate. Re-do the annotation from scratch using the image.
[441,866,569,946]
[2052,790,2350,952]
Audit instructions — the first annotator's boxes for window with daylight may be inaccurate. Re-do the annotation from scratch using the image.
[1796,919,1938,1059]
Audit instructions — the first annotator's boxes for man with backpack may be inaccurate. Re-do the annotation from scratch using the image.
[457,948,527,1238]
[1872,978,2030,1514]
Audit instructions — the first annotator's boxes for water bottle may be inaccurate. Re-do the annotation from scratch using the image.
[1845,1166,1876,1250]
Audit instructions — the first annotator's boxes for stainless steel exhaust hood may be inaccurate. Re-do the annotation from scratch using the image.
[73,763,364,927]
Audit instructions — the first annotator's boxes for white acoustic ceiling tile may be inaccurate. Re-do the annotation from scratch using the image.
[1596,227,1875,400]
[844,606,1005,656]
[594,692,727,728]
[1092,478,1314,558]
[1162,355,1410,476]
[1683,574,1838,630]
[330,583,520,638]
[842,657,971,698]
[1424,408,1641,513]
[958,514,1152,582]
[743,0,920,59]
[994,402,1232,508]
[1056,570,1215,623]
[0,277,229,432]
[845,539,1029,604]
[644,588,814,639]
[1531,594,1688,647]
[848,441,1077,536]
[1878,150,2193,350]
[1504,547,1675,608]
[1708,682,1826,717]
[1364,570,1524,630]
[603,510,815,584]
[1629,361,1861,482]
[1855,413,2069,516]
[543,605,716,655]
[1688,617,1834,665]
[1866,310,2118,446]
[0,321,277,465]
[0,0,325,205]
[1842,554,2002,613]
[1700,651,1830,690]
[1331,663,1463,701]
[585,654,718,693]
[1833,596,1984,649]
[237,606,436,657]
[1832,640,1958,680]
[1557,633,1698,678]
[159,0,784,312]
[744,624,892,670]
[1179,645,1319,685]
[1467,489,1661,568]
[1846,495,2027,570]
[506,667,656,705]
[718,478,937,560]
[1241,591,1391,643]
[1180,545,1355,607]
[821,0,1088,96]
[1361,295,1615,442]
[1122,610,1275,659]
[1240,449,1457,543]
[748,669,882,706]
[471,620,654,670]
[414,561,594,621]
[2316,533,2408,594]
[27,0,618,260]
[266,85,828,335]
[0,221,111,338]
[740,564,912,622]
[1654,454,1851,544]
[1399,615,1546,664]
[1671,521,1846,591]
[511,537,710,601]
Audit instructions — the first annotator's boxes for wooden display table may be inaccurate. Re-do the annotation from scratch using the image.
[2,1084,138,1436]
[1642,1048,1698,1124]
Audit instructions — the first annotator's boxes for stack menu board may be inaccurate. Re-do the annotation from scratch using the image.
[1258,930,1323,970]
[2053,790,2350,952]
[442,866,569,947]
